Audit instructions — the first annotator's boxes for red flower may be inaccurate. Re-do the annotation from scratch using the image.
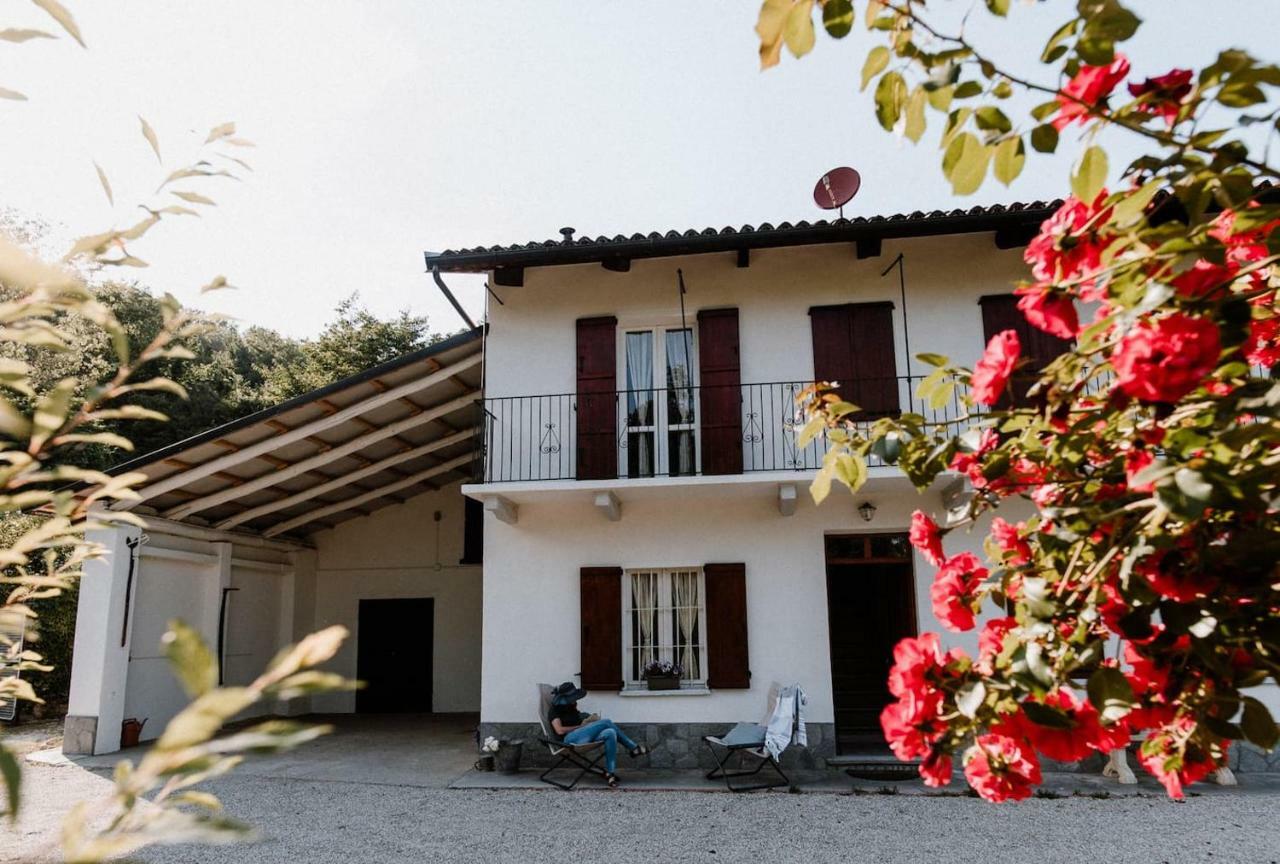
[1170,259,1236,299]
[977,616,1016,674]
[989,518,1031,566]
[1123,447,1156,492]
[909,510,946,567]
[1054,55,1131,130]
[887,632,948,701]
[930,552,988,633]
[1016,285,1080,340]
[1137,716,1221,800]
[963,734,1043,802]
[880,698,944,762]
[1137,552,1217,603]
[1127,68,1193,126]
[971,330,1021,406]
[1245,316,1279,368]
[919,748,953,788]
[1024,192,1113,291]
[1004,689,1128,763]
[1112,313,1221,403]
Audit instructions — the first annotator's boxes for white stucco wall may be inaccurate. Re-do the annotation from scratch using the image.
[479,479,1003,726]
[309,481,482,713]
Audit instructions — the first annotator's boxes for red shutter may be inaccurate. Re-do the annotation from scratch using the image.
[810,303,899,418]
[580,566,622,691]
[705,562,750,689]
[697,308,742,476]
[576,316,617,480]
[980,294,1073,404]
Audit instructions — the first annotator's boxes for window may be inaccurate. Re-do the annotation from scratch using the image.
[622,567,707,688]
[620,327,697,477]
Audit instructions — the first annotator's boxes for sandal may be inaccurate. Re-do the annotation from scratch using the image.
[606,773,620,788]
[629,744,649,758]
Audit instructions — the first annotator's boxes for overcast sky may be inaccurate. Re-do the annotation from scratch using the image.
[2,1,1274,338]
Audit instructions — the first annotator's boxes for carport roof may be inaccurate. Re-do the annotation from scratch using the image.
[110,327,484,542]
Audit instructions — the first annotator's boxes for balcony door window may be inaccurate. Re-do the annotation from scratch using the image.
[621,327,697,477]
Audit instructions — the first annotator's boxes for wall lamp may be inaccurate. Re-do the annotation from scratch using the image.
[857,501,877,523]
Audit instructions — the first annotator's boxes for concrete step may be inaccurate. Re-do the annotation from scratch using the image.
[827,752,919,781]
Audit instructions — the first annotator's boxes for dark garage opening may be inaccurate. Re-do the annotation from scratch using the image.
[356,597,434,713]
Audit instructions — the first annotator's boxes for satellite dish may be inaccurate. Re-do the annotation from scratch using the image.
[813,167,861,218]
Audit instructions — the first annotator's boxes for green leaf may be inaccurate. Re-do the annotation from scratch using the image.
[797,415,825,449]
[974,106,1012,133]
[1110,179,1163,227]
[957,681,987,718]
[916,352,950,368]
[861,46,890,91]
[903,87,927,143]
[1022,699,1075,730]
[953,80,983,99]
[162,620,218,698]
[139,115,162,163]
[810,464,833,504]
[31,0,84,48]
[985,0,1010,16]
[1241,697,1279,750]
[155,688,256,750]
[783,0,816,58]
[0,744,19,821]
[1041,18,1079,63]
[0,28,54,43]
[874,71,907,131]
[822,0,854,38]
[993,136,1025,186]
[1174,467,1213,504]
[943,132,990,195]
[1086,667,1135,724]
[1070,145,1108,202]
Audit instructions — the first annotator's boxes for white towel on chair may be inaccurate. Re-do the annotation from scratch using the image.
[764,684,807,760]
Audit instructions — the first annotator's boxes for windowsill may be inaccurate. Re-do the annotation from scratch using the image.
[618,687,712,697]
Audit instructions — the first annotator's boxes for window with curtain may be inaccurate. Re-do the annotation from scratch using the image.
[623,567,707,687]
[620,327,697,478]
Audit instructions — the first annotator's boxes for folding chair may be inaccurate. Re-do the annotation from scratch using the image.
[535,683,609,790]
[702,682,799,792]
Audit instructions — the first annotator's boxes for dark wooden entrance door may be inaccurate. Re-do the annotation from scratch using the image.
[356,598,433,713]
[824,534,916,753]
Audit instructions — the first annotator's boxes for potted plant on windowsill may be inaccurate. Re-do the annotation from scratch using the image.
[642,660,684,691]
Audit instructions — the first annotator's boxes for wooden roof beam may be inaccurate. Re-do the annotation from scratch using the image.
[263,453,473,538]
[127,351,482,508]
[214,429,473,530]
[160,390,479,521]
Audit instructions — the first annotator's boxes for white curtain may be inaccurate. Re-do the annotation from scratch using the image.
[665,330,694,425]
[672,571,700,680]
[625,332,654,474]
[631,571,658,675]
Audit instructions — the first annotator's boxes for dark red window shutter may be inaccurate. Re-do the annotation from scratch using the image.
[580,566,623,691]
[697,308,742,476]
[979,294,1073,405]
[810,303,899,418]
[576,316,617,480]
[704,562,750,689]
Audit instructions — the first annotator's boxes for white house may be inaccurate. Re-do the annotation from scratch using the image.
[64,201,1279,775]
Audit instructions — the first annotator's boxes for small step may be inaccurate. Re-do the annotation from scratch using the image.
[827,752,919,781]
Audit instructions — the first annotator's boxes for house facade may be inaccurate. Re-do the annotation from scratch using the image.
[64,203,1280,773]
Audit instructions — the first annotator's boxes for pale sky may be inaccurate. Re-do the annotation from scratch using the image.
[2,1,1274,338]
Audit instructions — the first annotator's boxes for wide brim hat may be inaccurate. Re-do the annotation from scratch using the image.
[552,681,588,704]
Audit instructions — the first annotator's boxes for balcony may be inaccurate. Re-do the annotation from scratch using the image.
[470,377,970,486]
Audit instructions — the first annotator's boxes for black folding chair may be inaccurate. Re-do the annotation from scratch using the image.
[535,683,609,790]
[703,723,790,792]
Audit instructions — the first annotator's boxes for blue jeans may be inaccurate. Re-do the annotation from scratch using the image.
[564,719,637,774]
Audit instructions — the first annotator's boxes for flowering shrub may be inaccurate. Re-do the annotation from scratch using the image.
[763,0,1279,800]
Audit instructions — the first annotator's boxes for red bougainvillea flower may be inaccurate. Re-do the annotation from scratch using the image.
[989,518,1031,565]
[919,748,953,788]
[1016,284,1080,340]
[1112,313,1221,403]
[1138,715,1221,800]
[1127,68,1193,126]
[999,689,1128,763]
[880,697,945,762]
[948,428,999,485]
[1170,259,1237,299]
[977,616,1016,674]
[963,734,1043,802]
[1054,55,1131,130]
[971,330,1021,406]
[1024,191,1113,292]
[1245,316,1280,367]
[1123,447,1156,492]
[930,552,988,632]
[1137,551,1218,603]
[909,510,946,567]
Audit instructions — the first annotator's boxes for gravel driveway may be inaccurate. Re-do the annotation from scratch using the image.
[11,763,1280,864]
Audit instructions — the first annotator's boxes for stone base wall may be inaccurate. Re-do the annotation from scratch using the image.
[478,721,836,770]
[62,715,98,755]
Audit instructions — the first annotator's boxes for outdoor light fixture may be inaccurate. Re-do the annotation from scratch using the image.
[857,502,877,523]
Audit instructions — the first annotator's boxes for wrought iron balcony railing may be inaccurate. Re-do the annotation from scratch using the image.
[471,377,973,484]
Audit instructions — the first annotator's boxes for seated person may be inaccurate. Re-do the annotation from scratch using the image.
[548,681,648,787]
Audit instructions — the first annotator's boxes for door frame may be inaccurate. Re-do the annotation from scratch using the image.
[822,532,917,753]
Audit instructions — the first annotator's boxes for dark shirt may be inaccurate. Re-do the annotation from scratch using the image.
[548,701,585,738]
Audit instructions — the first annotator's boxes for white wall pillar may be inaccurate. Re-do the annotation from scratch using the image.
[281,548,317,716]
[65,520,141,755]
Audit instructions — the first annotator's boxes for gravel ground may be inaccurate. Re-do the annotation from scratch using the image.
[11,764,1280,864]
